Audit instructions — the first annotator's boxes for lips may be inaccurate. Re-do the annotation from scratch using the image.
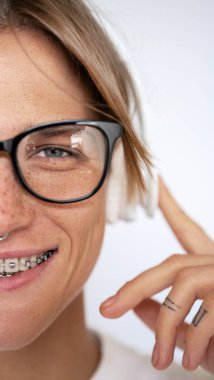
[0,247,58,260]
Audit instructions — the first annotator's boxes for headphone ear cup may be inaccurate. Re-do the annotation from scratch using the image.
[106,140,159,223]
[105,140,129,223]
[140,167,159,217]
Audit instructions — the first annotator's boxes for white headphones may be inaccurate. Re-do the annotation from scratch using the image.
[105,139,159,223]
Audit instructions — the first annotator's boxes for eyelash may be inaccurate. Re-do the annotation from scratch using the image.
[35,147,71,158]
[26,144,89,162]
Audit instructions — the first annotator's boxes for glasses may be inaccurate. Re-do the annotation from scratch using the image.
[0,120,122,204]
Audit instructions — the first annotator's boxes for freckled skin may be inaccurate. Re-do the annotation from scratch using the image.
[0,29,107,351]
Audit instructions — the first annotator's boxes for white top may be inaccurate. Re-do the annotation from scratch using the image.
[89,331,212,380]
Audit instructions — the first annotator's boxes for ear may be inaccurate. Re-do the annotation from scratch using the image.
[105,140,159,224]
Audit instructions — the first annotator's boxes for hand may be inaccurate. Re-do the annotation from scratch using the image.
[100,177,214,374]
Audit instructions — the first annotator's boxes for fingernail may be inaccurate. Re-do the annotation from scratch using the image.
[152,343,159,366]
[182,352,189,368]
[101,294,117,308]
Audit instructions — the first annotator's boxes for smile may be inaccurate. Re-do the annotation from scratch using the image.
[0,249,58,278]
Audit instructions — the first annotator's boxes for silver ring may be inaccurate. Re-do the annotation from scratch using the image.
[0,233,9,241]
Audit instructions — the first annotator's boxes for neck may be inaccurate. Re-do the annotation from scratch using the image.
[0,292,101,380]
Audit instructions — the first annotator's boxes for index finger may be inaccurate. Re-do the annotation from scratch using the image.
[158,176,214,255]
[100,253,214,318]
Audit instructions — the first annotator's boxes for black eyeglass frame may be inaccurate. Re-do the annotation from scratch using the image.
[0,120,123,204]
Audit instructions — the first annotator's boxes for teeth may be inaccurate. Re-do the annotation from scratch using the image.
[0,259,4,273]
[30,255,38,268]
[4,258,19,273]
[36,256,43,264]
[19,257,31,271]
[0,249,56,277]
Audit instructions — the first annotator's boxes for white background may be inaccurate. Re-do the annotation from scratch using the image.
[85,0,214,363]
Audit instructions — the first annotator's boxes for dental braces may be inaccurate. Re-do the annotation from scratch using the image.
[0,249,57,278]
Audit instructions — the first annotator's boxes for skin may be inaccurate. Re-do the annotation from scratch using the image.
[0,28,104,379]
[101,177,214,375]
[1,24,214,380]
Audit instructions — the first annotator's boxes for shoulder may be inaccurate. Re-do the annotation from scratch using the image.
[89,329,213,380]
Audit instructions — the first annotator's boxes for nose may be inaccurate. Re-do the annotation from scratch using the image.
[0,156,35,236]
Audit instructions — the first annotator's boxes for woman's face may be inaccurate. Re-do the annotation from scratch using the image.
[0,29,106,350]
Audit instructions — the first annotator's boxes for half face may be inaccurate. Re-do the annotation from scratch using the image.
[0,28,106,350]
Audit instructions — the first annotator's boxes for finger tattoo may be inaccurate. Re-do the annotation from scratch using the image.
[162,297,182,312]
[192,306,208,327]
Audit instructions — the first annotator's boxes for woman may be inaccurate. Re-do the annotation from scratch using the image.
[0,1,213,379]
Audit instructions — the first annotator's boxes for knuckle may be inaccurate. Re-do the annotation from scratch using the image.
[123,280,133,289]
[175,266,197,284]
[119,280,133,294]
[186,324,197,340]
[155,321,163,342]
[118,277,146,300]
[154,327,161,341]
[203,295,214,309]
[155,316,166,337]
[165,254,184,267]
[154,317,174,342]
[186,321,210,343]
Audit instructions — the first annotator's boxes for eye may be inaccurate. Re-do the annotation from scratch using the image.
[26,145,72,159]
[35,147,70,158]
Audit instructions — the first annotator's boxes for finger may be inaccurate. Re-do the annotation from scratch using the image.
[133,298,159,330]
[134,299,188,367]
[158,176,214,255]
[183,293,214,371]
[133,299,213,371]
[148,265,214,370]
[135,266,214,369]
[100,254,214,318]
[133,298,187,351]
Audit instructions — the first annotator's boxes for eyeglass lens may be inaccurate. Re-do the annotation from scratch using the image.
[16,124,106,201]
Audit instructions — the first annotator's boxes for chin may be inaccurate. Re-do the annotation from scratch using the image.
[0,325,42,351]
[0,300,59,351]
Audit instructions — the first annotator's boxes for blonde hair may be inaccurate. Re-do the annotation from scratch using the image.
[0,0,152,200]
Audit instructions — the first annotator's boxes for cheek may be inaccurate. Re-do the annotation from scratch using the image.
[0,187,107,351]
[45,185,107,307]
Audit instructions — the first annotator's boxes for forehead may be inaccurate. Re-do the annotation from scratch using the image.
[0,29,91,137]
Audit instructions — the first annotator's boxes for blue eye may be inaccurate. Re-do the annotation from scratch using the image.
[36,147,70,158]
[26,143,90,165]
